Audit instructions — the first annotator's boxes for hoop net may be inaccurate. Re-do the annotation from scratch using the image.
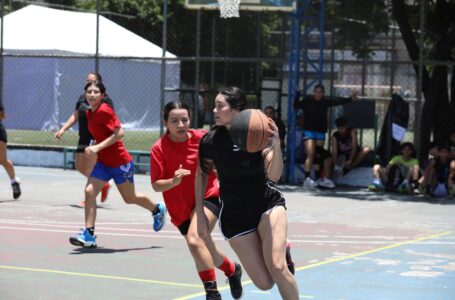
[218,0,240,18]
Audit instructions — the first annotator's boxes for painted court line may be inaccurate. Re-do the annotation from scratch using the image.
[2,225,455,245]
[0,265,201,288]
[172,230,453,300]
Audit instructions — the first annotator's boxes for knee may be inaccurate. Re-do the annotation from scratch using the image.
[253,278,275,291]
[363,147,371,154]
[123,197,135,204]
[85,185,95,199]
[373,164,381,172]
[186,232,203,250]
[451,161,455,170]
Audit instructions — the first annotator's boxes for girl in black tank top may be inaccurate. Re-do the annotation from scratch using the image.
[196,87,299,299]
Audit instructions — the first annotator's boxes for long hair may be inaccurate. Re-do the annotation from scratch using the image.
[219,87,247,111]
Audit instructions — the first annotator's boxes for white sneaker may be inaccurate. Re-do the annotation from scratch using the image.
[318,177,335,189]
[304,177,318,188]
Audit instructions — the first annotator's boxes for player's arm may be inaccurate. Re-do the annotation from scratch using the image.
[331,134,338,163]
[348,129,359,165]
[152,164,191,192]
[195,159,214,239]
[86,126,123,154]
[55,111,78,140]
[263,118,283,183]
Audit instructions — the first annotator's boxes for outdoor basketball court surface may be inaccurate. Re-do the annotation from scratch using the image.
[1,166,454,299]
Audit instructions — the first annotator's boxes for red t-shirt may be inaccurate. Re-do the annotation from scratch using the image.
[87,103,132,167]
[150,129,219,227]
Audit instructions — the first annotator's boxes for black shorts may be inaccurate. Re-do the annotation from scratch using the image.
[0,122,7,143]
[177,197,221,236]
[219,181,286,239]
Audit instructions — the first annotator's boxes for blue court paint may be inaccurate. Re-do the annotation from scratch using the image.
[210,236,455,300]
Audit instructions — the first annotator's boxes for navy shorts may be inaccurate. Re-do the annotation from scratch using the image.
[90,160,134,185]
[177,197,221,236]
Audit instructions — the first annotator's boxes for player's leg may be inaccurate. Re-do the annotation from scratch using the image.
[258,206,299,300]
[0,141,20,199]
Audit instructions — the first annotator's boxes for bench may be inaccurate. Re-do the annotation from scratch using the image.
[63,147,150,174]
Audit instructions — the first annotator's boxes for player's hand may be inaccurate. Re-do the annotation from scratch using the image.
[267,118,280,148]
[55,129,65,140]
[197,210,210,240]
[85,145,99,155]
[172,164,191,186]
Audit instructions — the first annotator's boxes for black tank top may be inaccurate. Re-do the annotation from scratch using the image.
[334,128,353,155]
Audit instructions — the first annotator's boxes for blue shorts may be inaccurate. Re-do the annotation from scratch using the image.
[303,130,326,141]
[90,161,134,185]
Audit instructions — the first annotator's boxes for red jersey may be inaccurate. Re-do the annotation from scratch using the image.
[150,129,219,227]
[87,103,132,167]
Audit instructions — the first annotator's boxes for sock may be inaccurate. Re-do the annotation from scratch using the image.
[217,256,235,277]
[87,227,95,236]
[199,269,216,283]
[11,178,17,184]
[373,178,380,185]
[199,269,218,294]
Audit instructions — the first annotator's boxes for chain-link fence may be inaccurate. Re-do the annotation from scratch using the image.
[1,1,454,179]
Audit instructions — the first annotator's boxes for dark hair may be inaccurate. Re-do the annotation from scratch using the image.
[84,80,106,94]
[163,101,191,121]
[264,106,275,112]
[400,142,416,157]
[219,87,247,111]
[335,116,348,127]
[88,72,103,82]
[314,84,325,93]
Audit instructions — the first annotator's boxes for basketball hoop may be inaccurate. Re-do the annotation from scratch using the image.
[218,0,240,18]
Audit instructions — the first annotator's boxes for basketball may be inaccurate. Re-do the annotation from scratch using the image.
[229,109,271,153]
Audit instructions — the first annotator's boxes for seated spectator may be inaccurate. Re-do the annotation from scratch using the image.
[368,142,420,194]
[301,140,335,189]
[419,145,455,197]
[331,117,371,176]
[264,106,286,151]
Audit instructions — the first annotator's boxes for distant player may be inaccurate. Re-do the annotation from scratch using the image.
[55,72,112,205]
[0,102,21,199]
[69,80,166,248]
[150,101,242,300]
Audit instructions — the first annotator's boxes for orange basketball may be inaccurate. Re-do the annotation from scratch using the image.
[230,109,271,153]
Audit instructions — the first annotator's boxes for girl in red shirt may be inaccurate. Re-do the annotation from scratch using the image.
[150,101,242,300]
[69,81,166,248]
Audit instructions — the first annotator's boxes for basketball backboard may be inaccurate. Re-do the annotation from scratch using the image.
[185,0,295,12]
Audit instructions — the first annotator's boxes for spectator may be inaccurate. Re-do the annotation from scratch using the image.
[368,142,420,194]
[419,145,455,197]
[293,84,358,188]
[331,116,371,176]
[264,106,286,151]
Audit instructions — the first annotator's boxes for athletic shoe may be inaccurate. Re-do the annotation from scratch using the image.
[206,292,222,300]
[100,181,111,203]
[226,262,243,299]
[12,181,21,199]
[69,228,97,248]
[317,177,335,189]
[368,183,384,192]
[204,281,221,300]
[286,241,295,275]
[303,177,318,188]
[152,202,167,232]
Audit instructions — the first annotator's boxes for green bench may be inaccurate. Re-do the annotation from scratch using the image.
[63,147,150,174]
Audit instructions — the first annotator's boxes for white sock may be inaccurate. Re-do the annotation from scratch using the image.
[11,178,17,184]
[373,178,380,185]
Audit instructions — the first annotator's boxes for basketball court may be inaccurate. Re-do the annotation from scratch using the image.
[1,166,454,299]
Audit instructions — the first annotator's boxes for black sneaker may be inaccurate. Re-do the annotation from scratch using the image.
[204,281,221,300]
[227,262,243,299]
[12,182,21,199]
[206,292,222,300]
[286,242,295,275]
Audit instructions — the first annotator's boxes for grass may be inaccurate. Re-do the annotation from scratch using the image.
[8,129,161,151]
